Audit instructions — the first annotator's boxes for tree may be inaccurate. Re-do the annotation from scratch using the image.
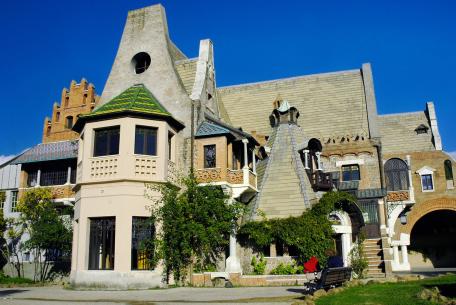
[0,208,7,271]
[18,188,73,282]
[146,173,244,284]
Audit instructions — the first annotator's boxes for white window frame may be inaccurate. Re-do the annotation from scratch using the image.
[416,166,436,192]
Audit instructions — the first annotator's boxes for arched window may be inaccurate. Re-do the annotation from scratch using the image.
[384,158,409,191]
[444,160,453,181]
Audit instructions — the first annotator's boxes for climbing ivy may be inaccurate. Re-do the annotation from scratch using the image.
[238,191,356,266]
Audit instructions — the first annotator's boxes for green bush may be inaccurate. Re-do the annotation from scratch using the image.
[269,262,304,275]
[251,255,267,275]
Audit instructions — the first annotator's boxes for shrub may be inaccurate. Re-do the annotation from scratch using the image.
[349,233,368,279]
[251,255,267,275]
[269,262,304,275]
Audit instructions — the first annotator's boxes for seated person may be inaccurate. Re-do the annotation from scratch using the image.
[325,249,344,268]
[303,256,320,273]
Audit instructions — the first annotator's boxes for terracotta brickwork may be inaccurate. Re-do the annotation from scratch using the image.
[387,191,409,202]
[42,79,100,143]
[384,151,456,204]
[387,151,456,234]
[400,197,456,235]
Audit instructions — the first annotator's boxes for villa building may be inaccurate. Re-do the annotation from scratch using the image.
[3,3,455,288]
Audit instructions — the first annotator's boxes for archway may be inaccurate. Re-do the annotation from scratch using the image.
[408,209,456,269]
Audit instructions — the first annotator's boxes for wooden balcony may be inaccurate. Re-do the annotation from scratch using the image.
[310,171,332,191]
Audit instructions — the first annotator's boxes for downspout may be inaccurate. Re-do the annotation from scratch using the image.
[190,101,195,172]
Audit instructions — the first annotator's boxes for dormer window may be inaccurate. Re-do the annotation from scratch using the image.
[415,124,429,134]
[204,145,216,168]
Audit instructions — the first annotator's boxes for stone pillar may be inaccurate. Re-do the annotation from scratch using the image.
[303,150,310,169]
[66,166,72,184]
[377,199,387,230]
[242,139,249,185]
[393,245,400,265]
[36,169,41,187]
[315,152,322,170]
[401,245,409,265]
[225,198,242,274]
[251,149,256,174]
[242,139,249,169]
[406,155,415,202]
[225,232,241,273]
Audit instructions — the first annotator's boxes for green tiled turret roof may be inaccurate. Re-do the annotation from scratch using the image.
[73,84,185,132]
[83,84,171,118]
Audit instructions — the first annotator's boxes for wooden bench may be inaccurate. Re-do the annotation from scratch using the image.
[304,267,352,293]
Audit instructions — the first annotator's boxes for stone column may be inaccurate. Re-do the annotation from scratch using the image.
[225,198,241,274]
[66,166,72,184]
[315,152,322,170]
[378,198,387,230]
[225,232,241,273]
[36,169,41,187]
[393,245,400,265]
[242,139,249,185]
[303,150,310,169]
[251,149,256,174]
[401,245,409,265]
[406,155,415,202]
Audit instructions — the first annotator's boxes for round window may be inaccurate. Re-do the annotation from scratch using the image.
[131,52,151,74]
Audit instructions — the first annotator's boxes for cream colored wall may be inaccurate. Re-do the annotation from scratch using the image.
[79,117,178,184]
[73,182,161,273]
[73,116,178,276]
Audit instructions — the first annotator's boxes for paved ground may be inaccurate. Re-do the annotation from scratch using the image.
[0,286,305,305]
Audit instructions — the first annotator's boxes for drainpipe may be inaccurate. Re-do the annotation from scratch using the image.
[190,101,195,172]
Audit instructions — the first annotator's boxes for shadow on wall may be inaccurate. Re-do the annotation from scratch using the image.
[409,210,456,268]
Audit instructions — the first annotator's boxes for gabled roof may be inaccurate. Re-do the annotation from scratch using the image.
[12,140,78,164]
[73,84,185,132]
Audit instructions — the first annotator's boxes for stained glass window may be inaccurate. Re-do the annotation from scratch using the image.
[204,145,216,168]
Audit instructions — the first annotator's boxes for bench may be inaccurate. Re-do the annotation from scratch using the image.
[304,267,352,293]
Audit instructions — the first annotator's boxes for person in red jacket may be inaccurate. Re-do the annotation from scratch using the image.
[303,256,319,273]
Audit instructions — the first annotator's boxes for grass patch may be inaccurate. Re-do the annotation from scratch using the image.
[316,274,456,305]
[0,273,44,287]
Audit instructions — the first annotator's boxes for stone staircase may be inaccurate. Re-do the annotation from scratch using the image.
[363,238,386,278]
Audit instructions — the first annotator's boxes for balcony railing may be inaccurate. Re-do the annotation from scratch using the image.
[196,167,256,189]
[386,191,409,202]
[310,171,332,190]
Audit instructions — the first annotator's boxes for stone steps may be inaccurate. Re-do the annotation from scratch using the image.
[363,238,385,277]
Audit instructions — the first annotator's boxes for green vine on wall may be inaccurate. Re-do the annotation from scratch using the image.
[238,191,356,266]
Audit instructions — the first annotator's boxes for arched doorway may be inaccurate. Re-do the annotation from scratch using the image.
[409,209,456,269]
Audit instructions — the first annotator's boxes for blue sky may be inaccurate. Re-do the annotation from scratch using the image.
[1,0,455,163]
